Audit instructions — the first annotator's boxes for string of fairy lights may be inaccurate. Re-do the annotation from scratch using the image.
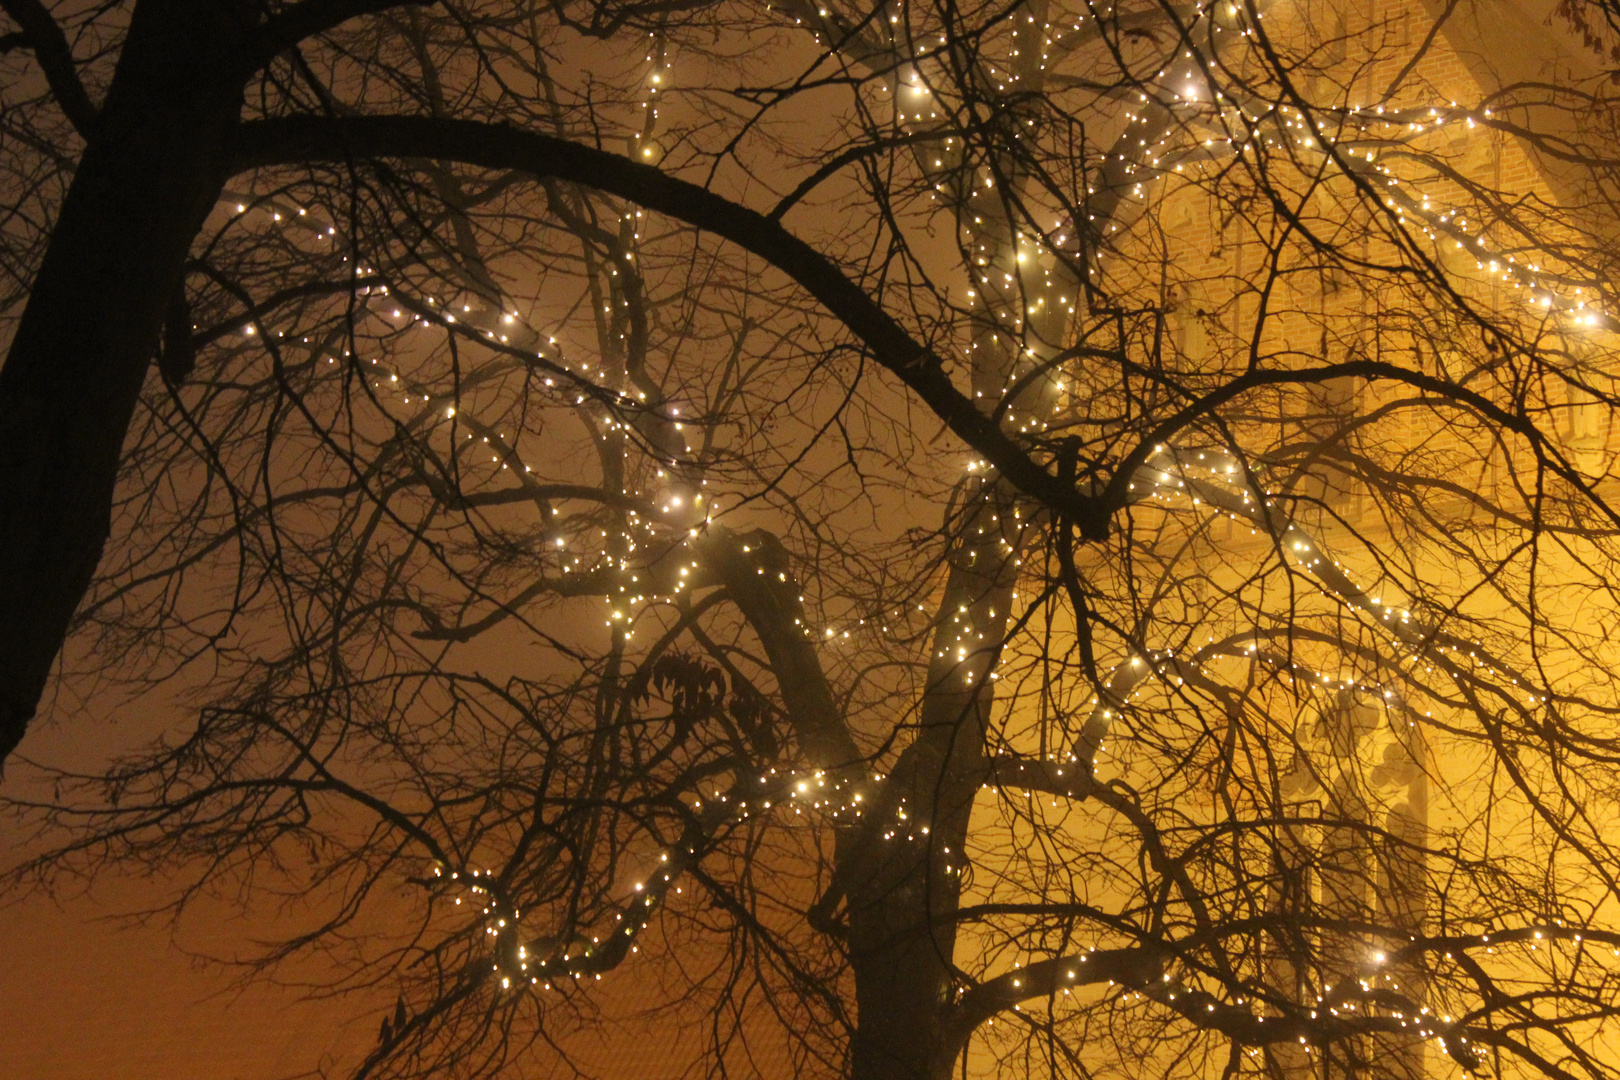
[202,0,1620,1061]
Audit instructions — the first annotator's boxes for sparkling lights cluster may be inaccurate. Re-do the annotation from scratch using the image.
[207,0,1619,1062]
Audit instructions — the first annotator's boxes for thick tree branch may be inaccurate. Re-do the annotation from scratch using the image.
[0,0,97,135]
[951,947,1167,1032]
[0,0,263,763]
[226,114,1114,540]
[697,527,864,770]
[988,754,1096,800]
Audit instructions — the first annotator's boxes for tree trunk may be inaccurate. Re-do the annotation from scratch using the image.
[0,0,254,761]
[847,481,1021,1080]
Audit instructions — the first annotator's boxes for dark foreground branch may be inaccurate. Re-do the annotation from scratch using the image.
[227,114,1113,541]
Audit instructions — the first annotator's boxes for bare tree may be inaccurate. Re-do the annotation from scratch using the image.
[10,2,1620,1080]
